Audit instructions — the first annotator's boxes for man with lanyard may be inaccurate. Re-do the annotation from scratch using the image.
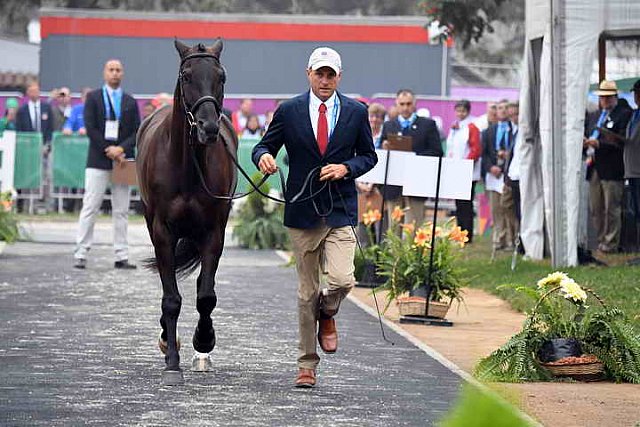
[584,80,632,253]
[380,89,443,227]
[252,47,377,388]
[73,59,140,269]
[482,99,515,251]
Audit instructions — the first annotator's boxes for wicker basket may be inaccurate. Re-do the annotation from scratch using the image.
[397,297,450,319]
[541,359,605,382]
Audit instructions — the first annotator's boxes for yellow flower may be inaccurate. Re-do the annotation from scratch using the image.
[414,228,431,247]
[536,271,569,289]
[391,205,405,222]
[559,278,587,304]
[363,209,382,226]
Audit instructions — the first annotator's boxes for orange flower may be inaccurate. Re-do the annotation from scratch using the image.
[1,200,11,212]
[414,228,432,247]
[391,205,405,222]
[363,209,382,226]
[449,226,469,248]
[401,222,415,235]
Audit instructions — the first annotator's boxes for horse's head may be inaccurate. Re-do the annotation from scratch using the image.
[175,38,226,145]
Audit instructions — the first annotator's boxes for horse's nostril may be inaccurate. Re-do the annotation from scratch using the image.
[203,121,219,136]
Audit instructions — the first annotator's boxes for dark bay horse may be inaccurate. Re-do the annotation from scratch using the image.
[136,39,237,385]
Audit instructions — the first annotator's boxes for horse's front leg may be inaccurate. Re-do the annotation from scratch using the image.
[191,231,224,371]
[152,220,184,385]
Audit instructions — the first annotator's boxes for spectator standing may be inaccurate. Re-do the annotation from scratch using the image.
[51,87,73,131]
[232,98,265,135]
[63,87,91,135]
[381,89,443,226]
[482,99,517,250]
[240,114,263,139]
[505,102,523,250]
[368,102,386,148]
[584,80,632,253]
[446,100,481,242]
[16,81,54,144]
[625,79,640,249]
[0,97,19,133]
[474,101,498,132]
[73,59,141,269]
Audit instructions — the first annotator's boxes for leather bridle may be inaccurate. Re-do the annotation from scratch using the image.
[177,52,225,144]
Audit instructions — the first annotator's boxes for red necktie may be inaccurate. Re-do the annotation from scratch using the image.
[317,103,328,155]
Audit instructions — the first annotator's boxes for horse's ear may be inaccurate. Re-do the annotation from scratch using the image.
[174,39,191,58]
[209,38,223,58]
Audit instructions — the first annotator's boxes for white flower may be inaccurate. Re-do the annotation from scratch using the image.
[537,271,569,289]
[559,277,587,304]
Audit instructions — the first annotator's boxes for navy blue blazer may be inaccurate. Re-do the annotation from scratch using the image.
[15,101,54,144]
[252,91,377,229]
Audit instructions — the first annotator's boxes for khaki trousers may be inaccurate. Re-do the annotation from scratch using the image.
[489,188,516,249]
[589,171,624,251]
[288,225,356,369]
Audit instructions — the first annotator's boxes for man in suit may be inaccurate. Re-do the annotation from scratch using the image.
[252,47,377,388]
[482,99,517,251]
[625,80,640,251]
[16,81,54,144]
[16,81,55,212]
[73,59,140,269]
[584,80,632,253]
[380,89,443,226]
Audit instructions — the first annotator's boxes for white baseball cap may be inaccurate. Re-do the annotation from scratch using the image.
[307,47,342,74]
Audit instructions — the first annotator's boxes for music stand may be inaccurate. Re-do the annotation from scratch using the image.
[111,159,138,186]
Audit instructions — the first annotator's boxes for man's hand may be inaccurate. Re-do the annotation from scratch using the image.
[320,164,348,181]
[62,128,73,135]
[584,138,599,148]
[382,140,390,150]
[105,145,124,160]
[490,165,502,178]
[114,153,126,165]
[258,153,278,175]
[78,127,87,136]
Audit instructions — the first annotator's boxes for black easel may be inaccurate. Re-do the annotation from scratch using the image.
[399,155,453,327]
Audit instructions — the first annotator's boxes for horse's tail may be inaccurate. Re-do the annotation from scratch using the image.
[143,238,201,280]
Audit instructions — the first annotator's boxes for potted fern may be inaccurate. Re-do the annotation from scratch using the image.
[476,272,640,383]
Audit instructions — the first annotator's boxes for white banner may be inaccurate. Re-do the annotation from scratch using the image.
[0,130,16,192]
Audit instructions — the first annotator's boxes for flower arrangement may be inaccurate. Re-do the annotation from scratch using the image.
[353,205,383,284]
[475,272,640,383]
[375,209,469,311]
[232,173,289,250]
[0,189,19,243]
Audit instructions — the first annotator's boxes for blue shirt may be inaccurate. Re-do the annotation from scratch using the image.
[63,103,85,132]
[495,121,510,150]
[397,113,417,130]
[102,85,122,120]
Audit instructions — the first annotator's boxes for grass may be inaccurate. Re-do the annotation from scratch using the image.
[461,235,640,328]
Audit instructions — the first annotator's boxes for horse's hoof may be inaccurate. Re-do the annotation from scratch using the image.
[191,352,213,372]
[158,333,181,355]
[192,326,216,354]
[161,369,184,386]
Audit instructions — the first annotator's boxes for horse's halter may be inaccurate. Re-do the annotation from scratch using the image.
[178,52,226,144]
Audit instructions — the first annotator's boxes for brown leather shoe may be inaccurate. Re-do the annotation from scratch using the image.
[318,317,338,353]
[294,368,316,388]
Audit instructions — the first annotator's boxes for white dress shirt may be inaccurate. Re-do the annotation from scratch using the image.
[29,100,41,131]
[309,90,340,141]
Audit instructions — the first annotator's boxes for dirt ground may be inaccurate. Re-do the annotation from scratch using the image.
[350,287,640,427]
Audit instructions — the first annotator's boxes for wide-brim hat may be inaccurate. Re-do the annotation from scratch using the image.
[596,80,618,96]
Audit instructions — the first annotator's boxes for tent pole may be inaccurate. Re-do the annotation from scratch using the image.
[598,35,606,83]
[550,0,567,267]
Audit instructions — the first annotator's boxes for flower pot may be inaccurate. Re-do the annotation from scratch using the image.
[357,260,385,287]
[397,297,450,319]
[541,354,605,382]
[537,338,582,363]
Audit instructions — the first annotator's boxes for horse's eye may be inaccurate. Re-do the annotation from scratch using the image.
[182,72,192,82]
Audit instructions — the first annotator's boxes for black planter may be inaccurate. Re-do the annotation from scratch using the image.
[357,260,385,288]
[537,338,583,363]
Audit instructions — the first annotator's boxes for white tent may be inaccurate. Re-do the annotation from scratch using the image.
[519,0,640,266]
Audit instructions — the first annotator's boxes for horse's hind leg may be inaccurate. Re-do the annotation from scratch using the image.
[152,221,184,385]
[192,235,223,369]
